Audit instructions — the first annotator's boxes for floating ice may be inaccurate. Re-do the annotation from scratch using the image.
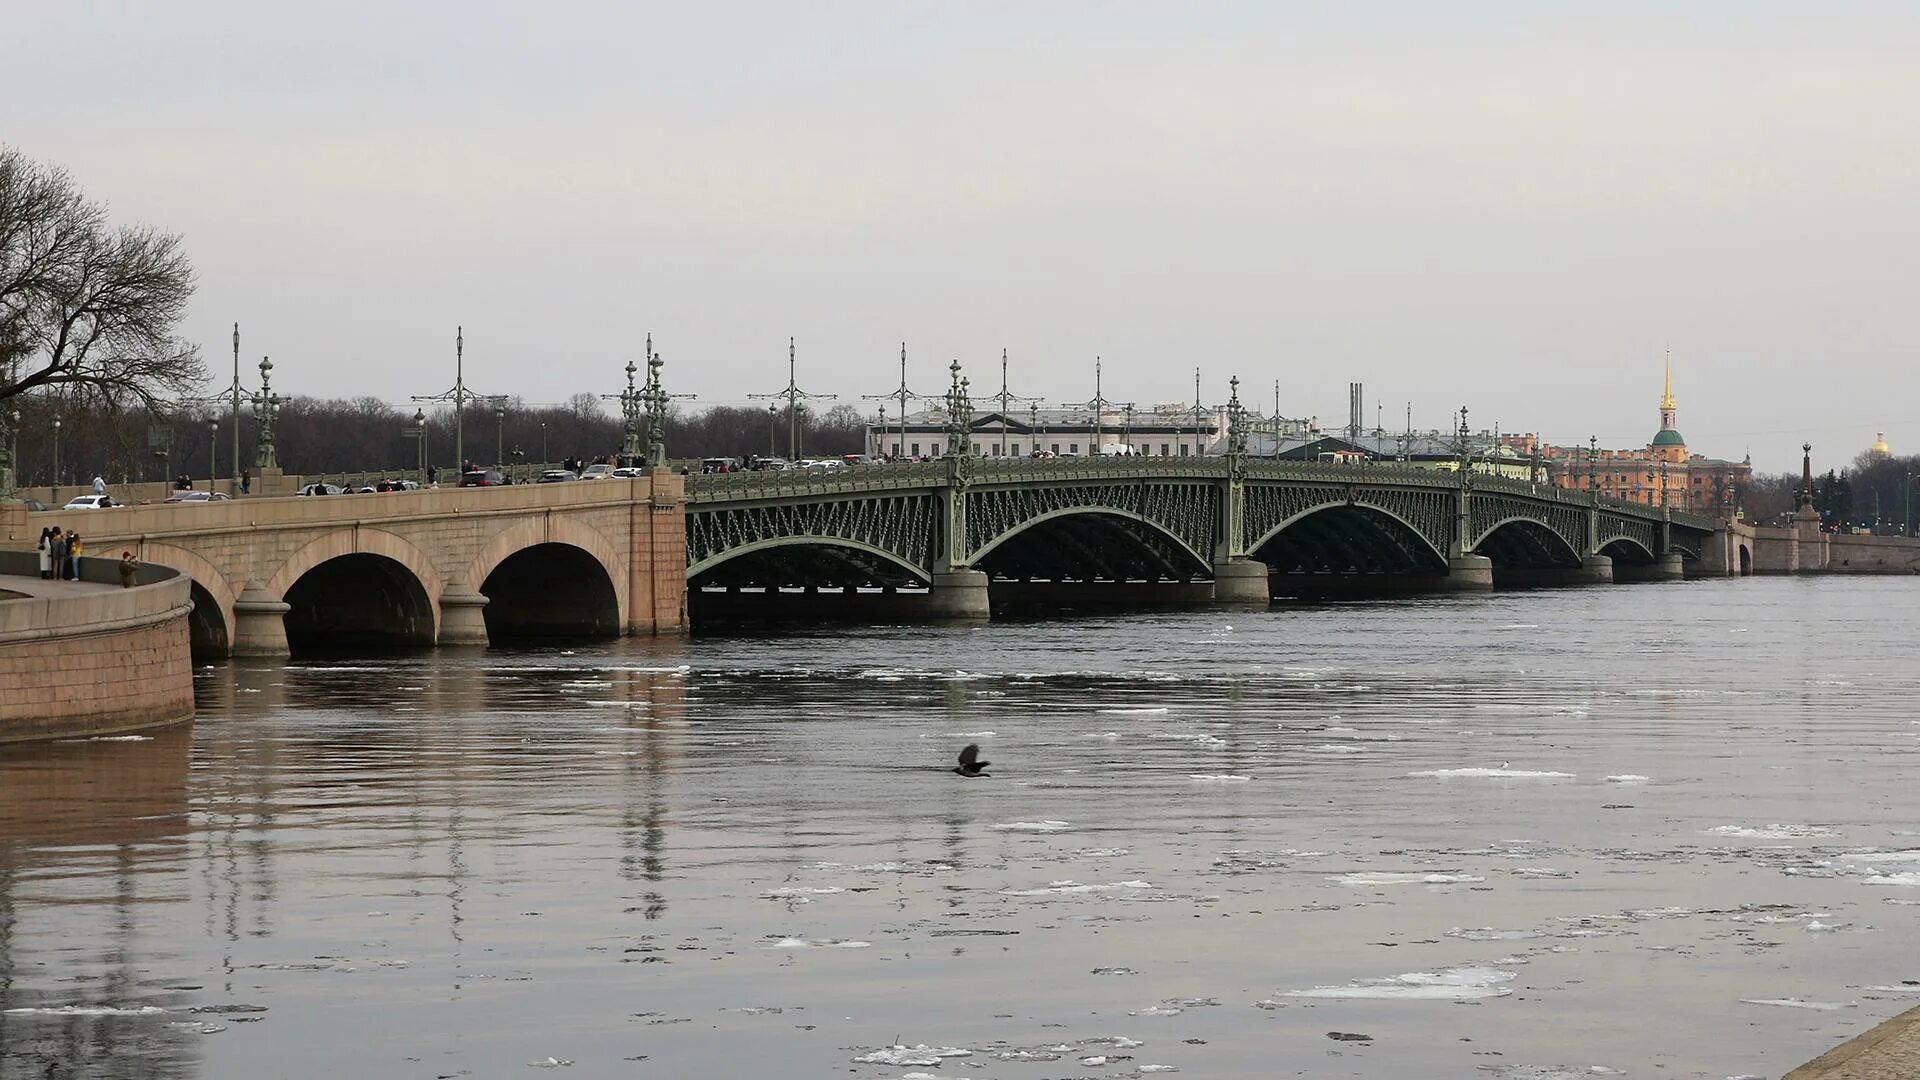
[1407,768,1574,778]
[1511,867,1571,878]
[1080,732,1123,739]
[1708,824,1834,840]
[760,887,845,898]
[1189,774,1250,782]
[1604,775,1651,783]
[992,820,1073,833]
[1332,872,1486,886]
[1862,872,1920,887]
[1859,985,1920,993]
[1275,966,1517,1001]
[1129,1005,1182,1016]
[1082,1036,1145,1048]
[762,937,871,949]
[1740,998,1855,1010]
[940,731,996,738]
[1446,927,1542,941]
[1001,880,1155,896]
[1100,706,1170,715]
[5,999,168,1006]
[526,1058,574,1068]
[850,1045,973,1066]
[1139,1068,1179,1074]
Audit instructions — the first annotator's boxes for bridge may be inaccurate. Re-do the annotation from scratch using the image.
[686,456,1720,617]
[1,457,1722,657]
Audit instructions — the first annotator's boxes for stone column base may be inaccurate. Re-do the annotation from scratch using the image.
[1444,554,1495,591]
[1650,552,1685,581]
[231,584,292,657]
[1577,554,1614,584]
[927,569,991,620]
[1211,559,1271,605]
[438,582,491,645]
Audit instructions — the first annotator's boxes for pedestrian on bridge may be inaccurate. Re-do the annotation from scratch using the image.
[48,529,66,580]
[64,533,84,581]
[37,528,53,579]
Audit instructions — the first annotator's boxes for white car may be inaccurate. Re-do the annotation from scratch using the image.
[63,495,115,510]
[580,463,614,480]
[610,466,645,478]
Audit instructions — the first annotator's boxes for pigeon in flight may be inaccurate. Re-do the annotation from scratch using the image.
[953,743,991,778]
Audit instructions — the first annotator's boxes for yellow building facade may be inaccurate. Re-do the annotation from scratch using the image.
[1542,359,1751,516]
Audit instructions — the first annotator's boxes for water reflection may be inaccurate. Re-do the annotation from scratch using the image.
[1,581,1918,1079]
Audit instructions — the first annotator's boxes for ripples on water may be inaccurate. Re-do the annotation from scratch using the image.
[2,577,1917,1078]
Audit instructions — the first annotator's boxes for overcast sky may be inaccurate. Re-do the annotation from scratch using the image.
[9,2,1915,472]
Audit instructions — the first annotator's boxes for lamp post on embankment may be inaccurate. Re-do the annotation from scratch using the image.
[50,416,61,505]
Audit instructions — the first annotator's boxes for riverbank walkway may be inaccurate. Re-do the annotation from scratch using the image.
[1787,1005,1920,1079]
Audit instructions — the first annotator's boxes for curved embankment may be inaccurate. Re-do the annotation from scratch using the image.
[0,551,195,743]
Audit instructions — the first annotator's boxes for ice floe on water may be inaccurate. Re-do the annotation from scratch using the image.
[934,731,996,738]
[1079,731,1122,739]
[1000,880,1154,896]
[1408,768,1575,778]
[1100,706,1170,715]
[5,999,167,1006]
[1707,824,1835,840]
[759,886,845,899]
[1332,871,1486,886]
[1474,1060,1628,1068]
[1862,872,1920,887]
[762,937,871,949]
[1511,867,1572,878]
[1447,927,1544,941]
[850,1045,973,1066]
[1739,997,1855,1010]
[1268,966,1517,1002]
[1189,774,1250,782]
[1604,774,1651,783]
[991,820,1073,833]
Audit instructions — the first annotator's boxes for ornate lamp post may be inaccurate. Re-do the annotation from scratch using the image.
[767,404,777,458]
[1029,402,1040,458]
[207,419,219,490]
[406,408,428,480]
[1587,435,1598,495]
[645,351,669,466]
[251,355,280,475]
[490,396,508,469]
[876,404,886,458]
[50,416,61,504]
[619,358,642,463]
[1226,376,1248,456]
[944,360,973,458]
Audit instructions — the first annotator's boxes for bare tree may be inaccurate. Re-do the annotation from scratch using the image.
[0,147,205,408]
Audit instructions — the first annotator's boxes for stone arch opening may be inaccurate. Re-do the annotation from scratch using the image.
[1738,543,1753,575]
[481,543,622,640]
[283,553,435,653]
[972,510,1212,583]
[186,580,230,659]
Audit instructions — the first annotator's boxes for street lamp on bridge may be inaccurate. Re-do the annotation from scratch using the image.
[51,417,61,504]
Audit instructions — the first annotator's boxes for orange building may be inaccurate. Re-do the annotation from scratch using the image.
[1541,358,1750,517]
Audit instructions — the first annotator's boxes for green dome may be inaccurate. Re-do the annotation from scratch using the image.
[1650,428,1686,448]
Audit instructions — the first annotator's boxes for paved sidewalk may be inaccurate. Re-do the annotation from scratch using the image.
[2,573,128,600]
[1786,1004,1920,1080]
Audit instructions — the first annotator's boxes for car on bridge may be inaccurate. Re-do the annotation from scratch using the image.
[536,470,575,483]
[62,495,116,510]
[162,491,233,504]
[610,466,645,478]
[579,463,614,480]
[459,469,509,487]
[297,483,346,496]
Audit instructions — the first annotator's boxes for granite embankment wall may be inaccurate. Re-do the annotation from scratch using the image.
[1750,522,1920,575]
[0,551,195,744]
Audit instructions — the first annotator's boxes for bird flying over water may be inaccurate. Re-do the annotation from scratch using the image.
[954,743,991,777]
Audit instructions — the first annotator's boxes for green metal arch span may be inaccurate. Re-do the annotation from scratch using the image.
[1469,515,1584,561]
[968,506,1213,574]
[1247,501,1448,566]
[686,536,933,584]
[1595,534,1657,561]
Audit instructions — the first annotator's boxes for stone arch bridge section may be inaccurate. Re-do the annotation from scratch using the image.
[40,475,688,657]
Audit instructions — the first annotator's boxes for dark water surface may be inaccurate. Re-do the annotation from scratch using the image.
[4,576,1919,1079]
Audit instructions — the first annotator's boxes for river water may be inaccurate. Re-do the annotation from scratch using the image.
[3,576,1918,1079]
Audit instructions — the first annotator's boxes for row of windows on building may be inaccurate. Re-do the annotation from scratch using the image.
[880,440,1207,458]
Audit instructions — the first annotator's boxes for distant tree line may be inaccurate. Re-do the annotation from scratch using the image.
[1738,449,1920,533]
[8,392,874,486]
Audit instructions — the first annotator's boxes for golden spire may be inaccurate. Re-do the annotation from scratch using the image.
[1660,347,1675,411]
[1872,429,1890,456]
